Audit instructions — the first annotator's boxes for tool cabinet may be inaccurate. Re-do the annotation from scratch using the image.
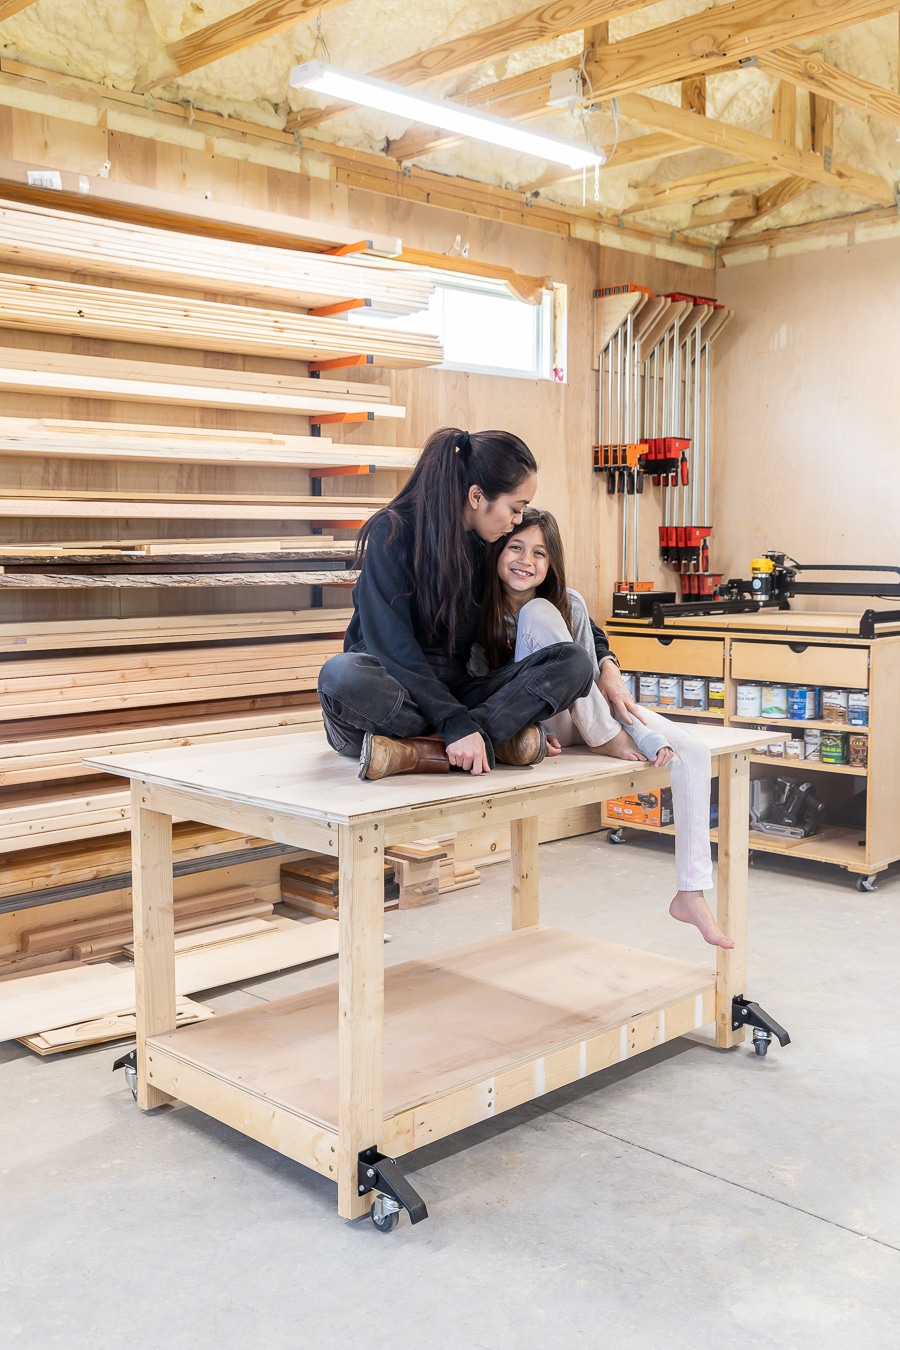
[603,610,900,888]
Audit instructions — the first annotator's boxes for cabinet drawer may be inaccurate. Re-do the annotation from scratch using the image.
[730,641,869,689]
[611,635,725,679]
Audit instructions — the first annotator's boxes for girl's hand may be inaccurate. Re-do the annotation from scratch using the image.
[654,747,674,768]
[446,731,491,774]
[546,734,562,757]
[598,660,648,726]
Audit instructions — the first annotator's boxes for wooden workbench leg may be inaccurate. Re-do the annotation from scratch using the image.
[715,751,749,1048]
[337,823,385,1220]
[131,781,176,1108]
[511,816,540,929]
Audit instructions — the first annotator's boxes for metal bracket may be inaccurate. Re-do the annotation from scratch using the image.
[357,1147,428,1224]
[732,996,791,1050]
[112,1047,138,1095]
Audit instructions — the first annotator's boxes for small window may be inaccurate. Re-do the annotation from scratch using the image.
[349,273,559,381]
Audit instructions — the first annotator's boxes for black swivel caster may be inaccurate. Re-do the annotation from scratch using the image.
[607,828,627,845]
[752,1028,771,1056]
[856,875,877,893]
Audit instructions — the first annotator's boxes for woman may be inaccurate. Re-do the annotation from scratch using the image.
[317,428,594,781]
[476,507,732,950]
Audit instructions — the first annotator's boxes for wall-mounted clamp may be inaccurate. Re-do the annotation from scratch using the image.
[732,997,791,1057]
[358,1146,428,1232]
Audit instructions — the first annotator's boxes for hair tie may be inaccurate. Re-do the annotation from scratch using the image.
[456,430,472,458]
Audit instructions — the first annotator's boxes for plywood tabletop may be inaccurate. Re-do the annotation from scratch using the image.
[88,725,783,827]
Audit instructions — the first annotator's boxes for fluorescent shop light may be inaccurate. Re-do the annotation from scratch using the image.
[289,60,605,171]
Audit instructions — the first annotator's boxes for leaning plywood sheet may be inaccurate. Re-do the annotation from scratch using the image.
[0,919,340,1042]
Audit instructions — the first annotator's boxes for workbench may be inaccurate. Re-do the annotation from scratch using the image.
[91,724,783,1228]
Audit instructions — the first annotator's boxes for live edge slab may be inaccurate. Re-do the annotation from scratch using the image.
[88,725,782,1222]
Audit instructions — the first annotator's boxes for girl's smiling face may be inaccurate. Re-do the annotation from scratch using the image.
[496,524,549,601]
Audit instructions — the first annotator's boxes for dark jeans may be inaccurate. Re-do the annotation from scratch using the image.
[317,644,594,765]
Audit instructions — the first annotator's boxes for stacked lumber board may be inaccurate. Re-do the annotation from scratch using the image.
[0,273,442,367]
[0,417,419,468]
[0,490,386,521]
[0,356,409,418]
[0,200,434,317]
[0,570,361,589]
[0,610,354,652]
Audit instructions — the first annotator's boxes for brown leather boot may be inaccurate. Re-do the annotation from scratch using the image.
[358,733,451,781]
[494,723,547,767]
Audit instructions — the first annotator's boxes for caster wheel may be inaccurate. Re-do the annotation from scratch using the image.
[371,1201,400,1233]
[748,851,755,867]
[856,876,878,893]
[753,1038,769,1056]
[607,828,626,845]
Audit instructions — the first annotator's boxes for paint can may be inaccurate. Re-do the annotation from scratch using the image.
[848,692,869,726]
[639,674,660,705]
[620,672,637,699]
[822,731,848,764]
[803,729,822,761]
[784,739,803,759]
[658,676,682,708]
[708,680,725,713]
[822,689,850,724]
[761,685,789,718]
[848,734,868,768]
[787,686,818,720]
[735,683,762,717]
[682,677,708,710]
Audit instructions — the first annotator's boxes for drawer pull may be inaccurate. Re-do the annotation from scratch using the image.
[789,643,809,654]
[655,637,674,647]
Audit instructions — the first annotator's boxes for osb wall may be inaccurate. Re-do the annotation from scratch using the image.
[0,106,715,622]
[715,239,900,611]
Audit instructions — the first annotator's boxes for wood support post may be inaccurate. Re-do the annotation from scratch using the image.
[773,80,797,145]
[715,752,749,1048]
[130,781,175,1108]
[510,816,540,929]
[337,822,385,1219]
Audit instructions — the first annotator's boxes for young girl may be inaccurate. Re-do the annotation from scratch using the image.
[317,429,594,781]
[476,507,732,950]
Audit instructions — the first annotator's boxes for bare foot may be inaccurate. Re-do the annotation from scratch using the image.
[591,728,646,761]
[669,890,735,949]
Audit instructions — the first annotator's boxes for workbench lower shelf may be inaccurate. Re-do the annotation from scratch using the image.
[601,815,869,872]
[145,926,715,1172]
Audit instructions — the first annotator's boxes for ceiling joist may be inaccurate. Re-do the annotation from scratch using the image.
[623,162,784,214]
[589,0,900,99]
[136,0,353,94]
[727,175,816,237]
[686,193,757,228]
[755,46,900,127]
[286,0,659,133]
[618,92,895,205]
[0,2,37,20]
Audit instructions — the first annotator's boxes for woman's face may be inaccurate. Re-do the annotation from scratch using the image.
[465,473,537,542]
[496,524,549,598]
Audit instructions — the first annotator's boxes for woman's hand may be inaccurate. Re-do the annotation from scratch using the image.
[446,731,491,774]
[545,733,562,757]
[598,659,648,726]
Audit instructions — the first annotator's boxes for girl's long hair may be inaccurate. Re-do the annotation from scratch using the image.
[355,426,536,651]
[479,507,572,671]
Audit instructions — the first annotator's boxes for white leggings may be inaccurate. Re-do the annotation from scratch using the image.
[515,598,713,892]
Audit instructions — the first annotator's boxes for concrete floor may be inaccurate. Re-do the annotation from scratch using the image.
[3,831,900,1350]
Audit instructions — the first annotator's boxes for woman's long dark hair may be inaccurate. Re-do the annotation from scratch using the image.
[355,426,536,651]
[479,507,573,671]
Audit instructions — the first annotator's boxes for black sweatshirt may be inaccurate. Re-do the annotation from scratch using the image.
[343,508,615,743]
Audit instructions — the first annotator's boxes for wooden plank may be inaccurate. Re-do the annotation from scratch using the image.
[0,500,378,522]
[727,176,814,237]
[337,822,385,1220]
[136,0,354,92]
[0,200,433,315]
[0,349,411,416]
[618,93,894,207]
[3,609,352,653]
[686,193,757,229]
[590,0,900,99]
[0,915,340,1043]
[772,79,797,145]
[131,787,175,1107]
[0,273,443,367]
[0,2,36,19]
[756,46,900,129]
[510,816,540,930]
[681,75,706,117]
[623,162,781,214]
[20,997,212,1054]
[0,571,359,590]
[286,0,660,132]
[715,752,749,1049]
